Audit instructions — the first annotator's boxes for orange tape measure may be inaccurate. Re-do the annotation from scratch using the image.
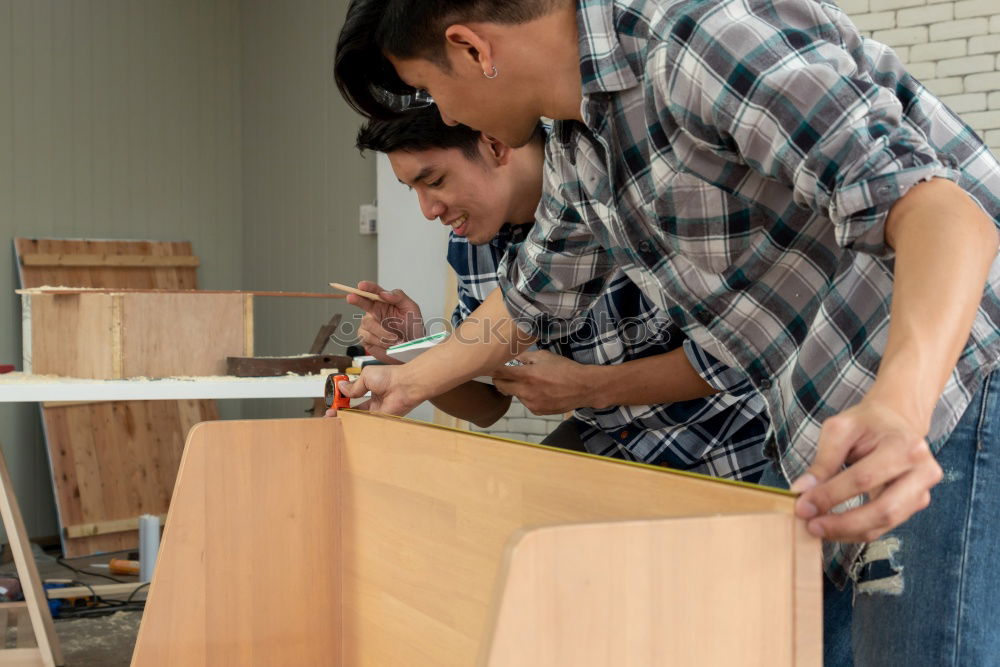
[324,374,351,409]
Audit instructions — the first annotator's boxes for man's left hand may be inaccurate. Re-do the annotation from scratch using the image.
[491,349,595,415]
[791,397,943,543]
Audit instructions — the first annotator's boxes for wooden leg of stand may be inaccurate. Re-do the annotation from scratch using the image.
[0,445,63,666]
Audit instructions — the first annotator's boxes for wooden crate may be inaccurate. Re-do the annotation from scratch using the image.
[22,290,253,379]
[132,413,821,666]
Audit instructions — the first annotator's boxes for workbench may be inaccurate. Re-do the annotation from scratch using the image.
[0,372,329,403]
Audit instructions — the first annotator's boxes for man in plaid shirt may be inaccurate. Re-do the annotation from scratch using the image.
[347,105,770,481]
[334,0,1000,663]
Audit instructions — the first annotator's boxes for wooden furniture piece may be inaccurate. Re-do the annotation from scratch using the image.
[14,238,221,557]
[21,290,253,379]
[132,412,821,666]
[0,443,63,666]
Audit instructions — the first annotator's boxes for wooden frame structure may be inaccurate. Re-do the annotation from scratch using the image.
[132,412,821,666]
[0,444,62,666]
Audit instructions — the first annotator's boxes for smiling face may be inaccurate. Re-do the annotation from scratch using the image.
[387,54,544,149]
[387,141,514,245]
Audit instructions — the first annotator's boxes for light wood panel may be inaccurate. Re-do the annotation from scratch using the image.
[15,239,199,291]
[336,413,805,667]
[119,292,248,377]
[483,515,794,666]
[132,419,341,667]
[21,254,200,268]
[45,400,215,556]
[24,293,118,378]
[24,292,250,378]
[133,412,819,665]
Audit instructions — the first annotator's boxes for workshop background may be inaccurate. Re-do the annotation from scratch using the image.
[0,0,998,547]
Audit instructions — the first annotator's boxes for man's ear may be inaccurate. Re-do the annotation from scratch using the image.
[444,24,494,75]
[480,133,513,166]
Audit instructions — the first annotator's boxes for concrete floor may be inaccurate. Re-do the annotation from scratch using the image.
[20,546,143,666]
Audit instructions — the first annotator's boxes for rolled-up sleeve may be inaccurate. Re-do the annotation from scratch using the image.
[652,0,961,257]
[682,339,756,396]
[498,137,617,342]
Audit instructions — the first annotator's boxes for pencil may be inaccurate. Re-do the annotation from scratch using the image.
[329,282,388,303]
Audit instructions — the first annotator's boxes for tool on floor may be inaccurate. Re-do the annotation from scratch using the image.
[329,282,387,303]
[325,374,352,410]
[107,558,141,576]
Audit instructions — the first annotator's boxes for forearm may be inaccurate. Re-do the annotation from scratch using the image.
[398,288,537,403]
[870,178,999,430]
[429,381,512,428]
[586,347,717,409]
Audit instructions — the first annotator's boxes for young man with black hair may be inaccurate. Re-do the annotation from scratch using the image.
[345,105,771,481]
[333,0,1000,663]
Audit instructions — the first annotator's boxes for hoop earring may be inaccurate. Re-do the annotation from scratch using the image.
[483,65,499,79]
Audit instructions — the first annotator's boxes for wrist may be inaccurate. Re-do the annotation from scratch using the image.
[580,363,614,409]
[394,362,433,411]
[865,372,935,435]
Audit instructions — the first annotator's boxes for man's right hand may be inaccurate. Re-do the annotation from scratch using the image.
[346,281,425,363]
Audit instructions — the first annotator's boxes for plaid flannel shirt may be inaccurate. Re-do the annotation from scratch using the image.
[496,0,1000,585]
[448,224,770,481]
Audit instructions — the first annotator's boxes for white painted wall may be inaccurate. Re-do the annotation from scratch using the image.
[376,152,452,422]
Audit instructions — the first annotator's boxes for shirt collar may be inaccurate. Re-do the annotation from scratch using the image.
[576,0,640,95]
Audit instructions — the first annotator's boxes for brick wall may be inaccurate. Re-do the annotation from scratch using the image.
[841,0,1000,152]
[474,0,1000,444]
[469,398,566,444]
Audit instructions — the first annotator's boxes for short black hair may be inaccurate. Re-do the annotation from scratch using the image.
[356,105,483,161]
[356,104,547,162]
[335,0,562,120]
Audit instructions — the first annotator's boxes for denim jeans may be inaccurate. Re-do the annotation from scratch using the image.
[759,370,1000,666]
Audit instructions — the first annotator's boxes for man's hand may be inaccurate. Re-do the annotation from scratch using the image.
[491,349,594,415]
[346,281,425,363]
[323,365,421,417]
[790,397,943,543]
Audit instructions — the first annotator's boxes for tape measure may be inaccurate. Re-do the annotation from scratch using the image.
[324,374,351,409]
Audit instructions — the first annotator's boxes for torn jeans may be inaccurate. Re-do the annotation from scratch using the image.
[761,369,1000,666]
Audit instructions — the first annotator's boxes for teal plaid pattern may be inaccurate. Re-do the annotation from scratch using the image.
[496,0,1000,585]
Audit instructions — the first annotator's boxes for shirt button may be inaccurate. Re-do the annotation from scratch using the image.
[620,430,629,439]
[759,378,772,390]
[638,241,653,253]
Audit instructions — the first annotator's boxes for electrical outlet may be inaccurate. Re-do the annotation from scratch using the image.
[359,204,378,235]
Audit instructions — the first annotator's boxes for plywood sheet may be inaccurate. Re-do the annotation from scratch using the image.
[44,400,217,555]
[14,237,219,557]
[15,238,198,290]
[120,292,248,377]
[484,516,793,666]
[335,412,803,667]
[133,419,342,667]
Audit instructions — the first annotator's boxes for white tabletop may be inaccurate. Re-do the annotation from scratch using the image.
[0,372,329,402]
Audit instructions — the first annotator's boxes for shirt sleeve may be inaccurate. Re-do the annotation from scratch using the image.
[651,0,961,257]
[682,339,756,396]
[498,135,619,342]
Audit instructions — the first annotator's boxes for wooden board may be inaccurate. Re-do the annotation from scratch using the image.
[24,292,251,378]
[132,419,341,667]
[484,515,793,666]
[14,237,220,557]
[132,413,820,666]
[44,400,215,555]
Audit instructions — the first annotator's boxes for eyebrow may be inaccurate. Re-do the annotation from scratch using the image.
[398,165,436,187]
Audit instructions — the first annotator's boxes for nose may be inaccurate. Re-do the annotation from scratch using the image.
[416,190,446,221]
